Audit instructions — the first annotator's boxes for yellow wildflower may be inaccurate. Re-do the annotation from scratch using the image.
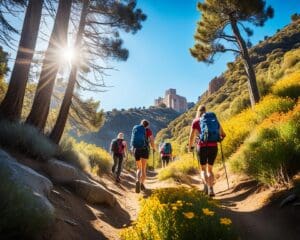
[202,208,215,216]
[220,218,232,225]
[183,212,195,219]
[172,206,178,210]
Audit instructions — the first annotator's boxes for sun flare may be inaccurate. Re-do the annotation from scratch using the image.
[61,47,75,63]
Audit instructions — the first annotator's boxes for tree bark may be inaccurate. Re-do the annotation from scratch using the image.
[0,0,43,120]
[26,0,72,131]
[229,15,260,106]
[50,0,89,144]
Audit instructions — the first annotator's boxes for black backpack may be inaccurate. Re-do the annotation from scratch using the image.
[111,139,124,154]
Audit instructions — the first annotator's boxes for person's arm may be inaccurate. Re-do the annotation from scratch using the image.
[149,135,155,151]
[123,141,128,159]
[219,125,226,140]
[188,128,196,151]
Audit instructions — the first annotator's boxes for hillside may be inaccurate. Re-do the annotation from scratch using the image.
[156,19,300,146]
[81,107,180,150]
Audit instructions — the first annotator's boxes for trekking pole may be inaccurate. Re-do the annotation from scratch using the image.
[220,142,229,189]
[152,149,155,171]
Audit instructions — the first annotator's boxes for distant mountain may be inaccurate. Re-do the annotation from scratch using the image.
[81,107,180,150]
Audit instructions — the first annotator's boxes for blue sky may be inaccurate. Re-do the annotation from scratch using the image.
[4,0,300,111]
[95,0,299,111]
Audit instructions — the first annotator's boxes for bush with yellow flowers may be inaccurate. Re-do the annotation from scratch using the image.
[120,187,237,240]
[230,100,300,186]
[221,95,295,160]
[272,71,300,99]
[158,154,198,181]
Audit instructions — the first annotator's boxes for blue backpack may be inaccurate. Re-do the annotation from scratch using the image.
[199,112,220,142]
[131,125,146,148]
[162,142,172,154]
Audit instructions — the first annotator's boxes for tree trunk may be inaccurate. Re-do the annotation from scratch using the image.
[50,0,89,144]
[229,15,260,106]
[26,0,72,131]
[0,0,43,120]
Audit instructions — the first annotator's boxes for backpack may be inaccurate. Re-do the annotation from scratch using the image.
[131,125,146,148]
[199,112,220,142]
[162,143,171,155]
[111,139,124,154]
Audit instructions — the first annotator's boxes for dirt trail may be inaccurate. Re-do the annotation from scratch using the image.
[46,167,300,240]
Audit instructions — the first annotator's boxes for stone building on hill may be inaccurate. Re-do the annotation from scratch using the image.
[154,88,188,113]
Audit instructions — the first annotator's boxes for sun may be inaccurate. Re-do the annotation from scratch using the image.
[61,46,75,63]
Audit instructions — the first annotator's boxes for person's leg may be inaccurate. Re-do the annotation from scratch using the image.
[116,155,124,181]
[141,158,147,184]
[198,146,209,194]
[166,156,170,166]
[207,146,218,196]
[112,154,118,174]
[134,148,142,193]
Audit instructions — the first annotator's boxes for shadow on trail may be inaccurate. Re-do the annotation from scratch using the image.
[216,179,300,240]
[94,201,132,229]
[218,193,300,240]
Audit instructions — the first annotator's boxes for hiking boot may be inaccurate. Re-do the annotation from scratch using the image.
[135,181,141,193]
[116,176,121,183]
[203,184,208,195]
[208,187,215,197]
[141,183,146,191]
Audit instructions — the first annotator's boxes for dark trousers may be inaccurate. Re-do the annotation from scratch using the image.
[112,154,124,177]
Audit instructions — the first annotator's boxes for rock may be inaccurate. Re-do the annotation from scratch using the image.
[45,159,79,184]
[0,150,53,196]
[72,180,116,207]
[0,149,54,235]
[280,194,297,208]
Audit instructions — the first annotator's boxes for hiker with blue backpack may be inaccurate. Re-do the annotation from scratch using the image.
[110,132,128,183]
[160,141,172,168]
[188,105,226,197]
[130,119,155,193]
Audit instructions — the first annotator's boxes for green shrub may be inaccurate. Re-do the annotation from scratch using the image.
[282,49,300,70]
[120,187,237,240]
[58,137,112,175]
[0,120,57,161]
[221,95,295,160]
[0,167,54,238]
[158,154,198,181]
[230,94,250,115]
[230,102,300,186]
[272,71,300,99]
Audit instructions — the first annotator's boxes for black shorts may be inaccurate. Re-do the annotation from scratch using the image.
[134,147,149,161]
[197,146,218,166]
[161,156,170,163]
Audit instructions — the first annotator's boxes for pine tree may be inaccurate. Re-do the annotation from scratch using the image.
[26,0,72,130]
[190,0,273,106]
[0,0,43,120]
[49,0,146,143]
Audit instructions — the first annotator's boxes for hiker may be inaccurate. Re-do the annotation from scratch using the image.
[188,105,226,197]
[160,141,172,168]
[130,119,155,193]
[110,132,127,183]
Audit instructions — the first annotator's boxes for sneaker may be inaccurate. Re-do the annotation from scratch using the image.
[208,187,215,197]
[203,184,208,195]
[141,183,146,191]
[135,181,141,193]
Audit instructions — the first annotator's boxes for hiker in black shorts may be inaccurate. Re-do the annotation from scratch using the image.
[130,119,155,193]
[188,105,226,197]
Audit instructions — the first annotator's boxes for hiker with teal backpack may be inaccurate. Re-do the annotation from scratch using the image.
[188,105,226,197]
[160,141,172,168]
[110,132,128,183]
[130,119,155,193]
